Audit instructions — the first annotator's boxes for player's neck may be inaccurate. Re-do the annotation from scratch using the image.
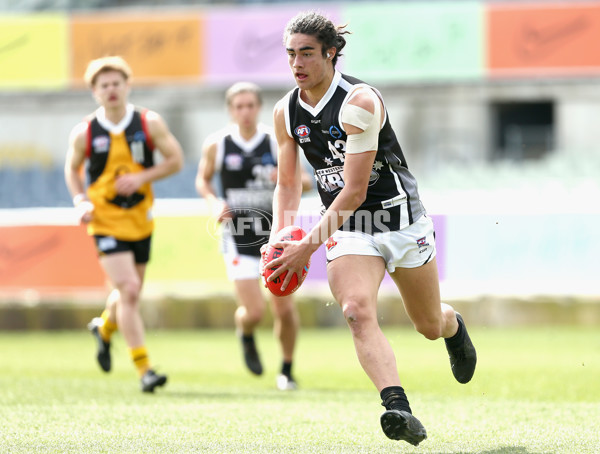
[301,70,334,107]
[238,124,257,141]
[103,104,128,124]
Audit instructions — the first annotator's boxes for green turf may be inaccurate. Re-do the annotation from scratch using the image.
[0,326,598,453]
[145,215,227,282]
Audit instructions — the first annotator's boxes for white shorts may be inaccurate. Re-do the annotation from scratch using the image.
[222,231,261,281]
[325,215,437,272]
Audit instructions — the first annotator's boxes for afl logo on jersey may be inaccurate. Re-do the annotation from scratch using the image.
[225,153,243,171]
[294,125,311,143]
[92,135,110,153]
[295,125,310,137]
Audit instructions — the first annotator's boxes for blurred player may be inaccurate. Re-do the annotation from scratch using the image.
[195,82,311,390]
[64,56,184,392]
[264,11,477,444]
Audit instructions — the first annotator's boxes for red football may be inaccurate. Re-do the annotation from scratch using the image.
[262,225,310,297]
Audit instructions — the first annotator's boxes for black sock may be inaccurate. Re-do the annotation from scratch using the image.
[380,386,412,414]
[281,361,292,378]
[242,334,255,344]
[445,313,465,349]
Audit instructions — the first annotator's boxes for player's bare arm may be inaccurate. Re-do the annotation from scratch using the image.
[195,138,230,222]
[271,99,304,235]
[114,111,183,196]
[65,121,94,223]
[263,100,313,289]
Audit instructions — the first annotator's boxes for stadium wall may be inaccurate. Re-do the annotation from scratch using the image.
[0,199,598,329]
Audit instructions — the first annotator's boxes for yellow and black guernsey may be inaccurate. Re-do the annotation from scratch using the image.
[84,104,155,241]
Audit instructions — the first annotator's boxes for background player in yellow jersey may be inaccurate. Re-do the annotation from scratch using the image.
[64,56,184,392]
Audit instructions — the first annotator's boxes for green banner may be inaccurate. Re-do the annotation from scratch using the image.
[0,14,69,90]
[342,2,484,82]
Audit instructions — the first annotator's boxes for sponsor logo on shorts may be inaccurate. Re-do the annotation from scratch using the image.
[97,236,117,251]
[417,236,429,251]
[326,237,337,251]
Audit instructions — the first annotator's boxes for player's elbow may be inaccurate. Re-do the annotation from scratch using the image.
[278,178,302,198]
[171,152,184,173]
[195,177,209,198]
[344,186,367,210]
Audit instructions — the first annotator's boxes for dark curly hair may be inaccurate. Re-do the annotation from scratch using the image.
[284,11,350,68]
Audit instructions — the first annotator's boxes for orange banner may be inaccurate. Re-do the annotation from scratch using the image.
[488,3,600,75]
[0,225,104,290]
[70,12,203,85]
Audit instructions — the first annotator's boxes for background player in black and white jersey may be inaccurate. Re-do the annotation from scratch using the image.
[196,82,311,390]
[263,12,477,444]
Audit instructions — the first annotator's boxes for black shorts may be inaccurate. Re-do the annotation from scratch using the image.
[93,235,152,264]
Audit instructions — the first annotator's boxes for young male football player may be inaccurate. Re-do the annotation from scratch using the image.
[65,56,183,392]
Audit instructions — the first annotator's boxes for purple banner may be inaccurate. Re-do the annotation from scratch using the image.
[205,7,342,85]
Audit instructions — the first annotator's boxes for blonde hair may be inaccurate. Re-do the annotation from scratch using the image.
[84,56,132,87]
[225,81,262,107]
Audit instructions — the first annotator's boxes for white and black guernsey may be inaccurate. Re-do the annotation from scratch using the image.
[216,124,277,257]
[284,71,425,233]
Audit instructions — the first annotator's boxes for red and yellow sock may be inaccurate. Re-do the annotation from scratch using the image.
[130,346,151,378]
[99,310,117,343]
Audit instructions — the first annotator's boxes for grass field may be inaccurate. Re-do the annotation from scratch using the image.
[145,215,226,283]
[0,326,598,453]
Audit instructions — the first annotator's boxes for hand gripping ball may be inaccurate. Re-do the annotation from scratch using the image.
[262,225,310,297]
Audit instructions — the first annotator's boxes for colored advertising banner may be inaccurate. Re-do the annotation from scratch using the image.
[0,14,69,90]
[0,225,104,291]
[342,2,484,82]
[204,7,342,85]
[70,13,202,85]
[488,2,600,76]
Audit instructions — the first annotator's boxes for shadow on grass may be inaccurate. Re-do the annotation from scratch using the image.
[156,389,300,402]
[457,448,548,454]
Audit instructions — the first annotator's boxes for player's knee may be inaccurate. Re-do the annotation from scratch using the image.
[341,298,373,329]
[117,280,142,305]
[273,301,295,321]
[415,320,443,340]
[245,306,265,324]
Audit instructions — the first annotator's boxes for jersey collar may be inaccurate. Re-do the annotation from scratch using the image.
[229,124,267,153]
[96,103,135,134]
[298,70,342,117]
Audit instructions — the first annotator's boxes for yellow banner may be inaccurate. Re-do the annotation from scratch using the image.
[0,14,69,90]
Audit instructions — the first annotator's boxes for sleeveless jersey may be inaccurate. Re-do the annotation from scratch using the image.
[216,124,277,257]
[284,71,425,233]
[85,104,155,241]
